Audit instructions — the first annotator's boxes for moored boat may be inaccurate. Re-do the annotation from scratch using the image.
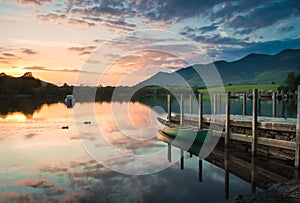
[157,117,211,143]
[65,95,75,108]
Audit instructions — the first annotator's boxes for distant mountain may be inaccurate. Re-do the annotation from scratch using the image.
[137,49,300,87]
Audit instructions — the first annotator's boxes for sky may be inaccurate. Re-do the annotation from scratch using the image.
[0,0,300,86]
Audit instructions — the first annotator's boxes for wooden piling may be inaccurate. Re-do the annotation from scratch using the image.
[180,94,184,125]
[189,94,193,114]
[214,94,217,114]
[218,94,222,114]
[225,92,231,146]
[251,156,256,193]
[243,92,247,116]
[167,95,171,122]
[252,89,258,156]
[258,93,261,116]
[272,92,276,117]
[198,93,203,129]
[295,85,300,168]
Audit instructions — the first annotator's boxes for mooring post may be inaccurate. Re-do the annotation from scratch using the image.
[295,85,300,169]
[189,94,193,114]
[251,156,256,193]
[252,89,258,156]
[225,92,231,146]
[167,94,171,122]
[198,159,203,182]
[281,91,285,118]
[243,92,247,116]
[198,93,203,129]
[218,94,222,114]
[180,94,184,125]
[214,94,217,114]
[257,92,261,116]
[272,92,276,117]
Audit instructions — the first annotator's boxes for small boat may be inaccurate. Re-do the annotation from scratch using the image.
[65,95,75,108]
[157,117,211,143]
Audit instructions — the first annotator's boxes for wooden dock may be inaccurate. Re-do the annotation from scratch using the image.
[165,86,300,169]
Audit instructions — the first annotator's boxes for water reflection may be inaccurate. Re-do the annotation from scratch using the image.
[0,101,298,202]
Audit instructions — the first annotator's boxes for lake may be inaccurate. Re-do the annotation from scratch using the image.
[0,97,298,202]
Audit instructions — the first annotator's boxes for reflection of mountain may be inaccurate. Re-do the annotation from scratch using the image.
[138,49,300,87]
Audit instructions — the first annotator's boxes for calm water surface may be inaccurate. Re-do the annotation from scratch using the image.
[0,98,297,202]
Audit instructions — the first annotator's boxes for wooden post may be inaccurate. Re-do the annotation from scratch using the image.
[198,93,203,129]
[180,94,184,125]
[243,93,247,116]
[225,92,231,146]
[258,92,261,116]
[198,159,203,182]
[272,92,276,117]
[189,94,193,114]
[282,96,286,118]
[218,94,222,114]
[295,85,300,168]
[167,95,171,122]
[214,94,217,114]
[252,89,258,156]
[180,149,184,170]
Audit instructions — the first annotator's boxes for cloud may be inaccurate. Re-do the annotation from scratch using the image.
[68,18,97,27]
[278,25,295,33]
[68,45,96,55]
[21,65,99,74]
[37,13,67,22]
[2,53,15,57]
[21,48,37,55]
[12,0,52,7]
[198,23,219,34]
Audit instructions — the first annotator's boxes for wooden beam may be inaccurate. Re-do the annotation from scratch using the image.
[295,85,300,168]
[225,92,230,146]
[272,92,277,117]
[252,89,258,156]
[189,94,193,114]
[198,93,203,129]
[167,94,171,122]
[180,94,184,126]
[243,92,247,116]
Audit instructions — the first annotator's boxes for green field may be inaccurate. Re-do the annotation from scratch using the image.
[198,84,280,93]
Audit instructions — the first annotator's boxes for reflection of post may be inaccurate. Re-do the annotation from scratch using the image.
[224,148,229,199]
[272,92,276,117]
[181,149,184,170]
[180,94,184,126]
[294,85,300,168]
[252,89,258,156]
[225,92,231,146]
[198,93,203,129]
[168,143,171,162]
[214,94,217,115]
[190,94,193,114]
[167,95,171,122]
[251,156,256,193]
[198,159,203,182]
[243,93,247,116]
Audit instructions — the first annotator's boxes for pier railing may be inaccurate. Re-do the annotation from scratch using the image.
[166,85,300,169]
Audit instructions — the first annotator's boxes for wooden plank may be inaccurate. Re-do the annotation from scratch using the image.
[243,93,247,116]
[225,92,230,146]
[229,132,252,143]
[180,94,184,125]
[214,94,217,114]
[272,92,277,117]
[257,137,296,150]
[189,94,193,114]
[198,93,203,129]
[252,89,258,156]
[295,85,300,168]
[167,94,171,122]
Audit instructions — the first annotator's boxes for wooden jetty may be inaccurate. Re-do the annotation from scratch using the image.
[164,86,300,169]
[157,132,299,199]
